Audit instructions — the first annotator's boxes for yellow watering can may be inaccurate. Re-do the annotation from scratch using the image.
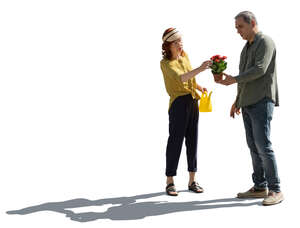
[199,91,212,112]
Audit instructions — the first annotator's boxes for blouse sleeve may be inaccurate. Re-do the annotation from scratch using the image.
[160,60,183,83]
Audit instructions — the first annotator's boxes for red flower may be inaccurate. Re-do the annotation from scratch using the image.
[210,54,227,74]
[211,55,220,61]
[210,55,227,62]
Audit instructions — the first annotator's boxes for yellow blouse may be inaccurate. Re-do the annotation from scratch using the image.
[160,54,200,109]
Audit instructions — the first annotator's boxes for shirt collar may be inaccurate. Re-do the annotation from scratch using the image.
[247,31,262,47]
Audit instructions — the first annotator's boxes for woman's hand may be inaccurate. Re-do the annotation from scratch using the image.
[199,60,212,72]
[197,84,207,93]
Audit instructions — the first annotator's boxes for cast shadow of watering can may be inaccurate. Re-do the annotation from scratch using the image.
[199,91,212,112]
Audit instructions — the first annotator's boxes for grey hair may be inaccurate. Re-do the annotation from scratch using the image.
[235,11,258,24]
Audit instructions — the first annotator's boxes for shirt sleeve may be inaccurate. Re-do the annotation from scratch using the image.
[234,38,274,83]
[235,83,242,106]
[160,61,182,82]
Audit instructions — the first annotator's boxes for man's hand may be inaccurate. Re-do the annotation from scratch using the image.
[219,73,237,86]
[230,102,241,118]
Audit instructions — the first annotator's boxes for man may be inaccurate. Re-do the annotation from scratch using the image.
[218,11,284,206]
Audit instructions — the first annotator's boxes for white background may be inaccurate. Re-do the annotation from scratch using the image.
[1,0,299,227]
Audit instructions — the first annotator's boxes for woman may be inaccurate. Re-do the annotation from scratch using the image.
[160,28,211,196]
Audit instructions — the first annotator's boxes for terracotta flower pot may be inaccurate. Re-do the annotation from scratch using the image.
[213,73,223,82]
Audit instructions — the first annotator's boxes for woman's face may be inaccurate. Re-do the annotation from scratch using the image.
[170,38,183,57]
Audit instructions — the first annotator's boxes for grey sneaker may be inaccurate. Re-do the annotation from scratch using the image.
[262,191,284,206]
[237,187,268,198]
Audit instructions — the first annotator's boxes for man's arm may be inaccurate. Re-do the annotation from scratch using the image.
[235,83,242,107]
[234,38,275,83]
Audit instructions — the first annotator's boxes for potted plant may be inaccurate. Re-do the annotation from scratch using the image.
[210,55,227,82]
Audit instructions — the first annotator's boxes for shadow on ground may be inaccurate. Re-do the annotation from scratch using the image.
[7,191,261,222]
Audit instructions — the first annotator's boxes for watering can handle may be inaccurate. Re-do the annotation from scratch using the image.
[201,91,207,98]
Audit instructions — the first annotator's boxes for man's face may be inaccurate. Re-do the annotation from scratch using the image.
[235,17,254,41]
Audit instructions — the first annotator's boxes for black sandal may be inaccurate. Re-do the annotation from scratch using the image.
[166,183,178,196]
[188,181,204,193]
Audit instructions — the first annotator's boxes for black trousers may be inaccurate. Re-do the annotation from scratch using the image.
[166,94,199,176]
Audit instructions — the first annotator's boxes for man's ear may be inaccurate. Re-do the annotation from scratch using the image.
[251,19,256,27]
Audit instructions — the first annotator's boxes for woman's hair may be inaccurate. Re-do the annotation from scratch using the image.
[162,28,185,60]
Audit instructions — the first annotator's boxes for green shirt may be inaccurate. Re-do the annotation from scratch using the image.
[160,54,200,110]
[234,32,279,108]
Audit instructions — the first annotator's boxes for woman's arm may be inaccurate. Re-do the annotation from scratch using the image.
[181,60,211,82]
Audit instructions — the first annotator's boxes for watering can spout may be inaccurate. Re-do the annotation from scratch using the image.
[208,91,212,99]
